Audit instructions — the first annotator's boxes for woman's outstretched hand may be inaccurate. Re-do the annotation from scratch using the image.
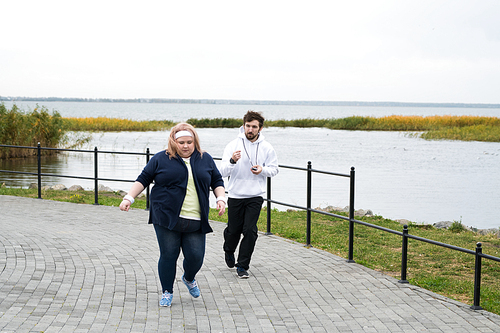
[217,201,226,216]
[119,200,131,212]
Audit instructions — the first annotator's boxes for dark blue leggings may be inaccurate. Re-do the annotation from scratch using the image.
[154,220,206,293]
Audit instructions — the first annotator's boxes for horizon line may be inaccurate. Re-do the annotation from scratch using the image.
[1,96,500,108]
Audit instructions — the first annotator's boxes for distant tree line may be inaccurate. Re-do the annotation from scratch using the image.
[1,96,499,108]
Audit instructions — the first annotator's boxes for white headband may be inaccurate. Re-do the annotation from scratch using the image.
[175,130,193,139]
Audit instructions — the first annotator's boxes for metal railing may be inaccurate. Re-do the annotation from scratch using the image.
[1,143,499,310]
[269,167,500,311]
[0,143,153,207]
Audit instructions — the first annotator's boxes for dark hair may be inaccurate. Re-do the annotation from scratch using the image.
[243,110,264,128]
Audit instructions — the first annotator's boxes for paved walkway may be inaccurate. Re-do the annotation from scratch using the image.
[1,196,500,332]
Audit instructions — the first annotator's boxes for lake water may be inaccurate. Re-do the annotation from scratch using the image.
[1,101,500,229]
[5,100,500,121]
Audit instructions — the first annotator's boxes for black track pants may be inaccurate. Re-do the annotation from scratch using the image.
[223,197,264,270]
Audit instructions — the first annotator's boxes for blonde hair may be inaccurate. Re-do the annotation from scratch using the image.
[167,123,204,159]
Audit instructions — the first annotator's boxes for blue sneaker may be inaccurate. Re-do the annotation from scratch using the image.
[237,267,249,279]
[182,274,201,298]
[160,292,173,307]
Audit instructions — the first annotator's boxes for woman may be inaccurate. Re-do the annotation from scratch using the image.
[119,123,226,307]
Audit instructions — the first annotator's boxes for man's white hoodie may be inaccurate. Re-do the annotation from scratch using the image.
[219,126,279,199]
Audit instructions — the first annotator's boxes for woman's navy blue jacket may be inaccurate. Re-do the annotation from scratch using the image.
[136,149,224,234]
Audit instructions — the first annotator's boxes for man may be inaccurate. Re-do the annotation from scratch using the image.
[219,111,279,278]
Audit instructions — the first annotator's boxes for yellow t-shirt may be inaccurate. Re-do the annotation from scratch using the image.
[180,158,201,220]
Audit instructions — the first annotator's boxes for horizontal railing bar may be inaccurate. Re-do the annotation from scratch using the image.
[43,147,94,153]
[44,147,147,155]
[353,219,404,236]
[0,170,134,184]
[0,144,36,149]
[265,200,352,221]
[97,177,135,183]
[213,159,326,174]
[278,164,307,171]
[37,173,98,181]
[310,168,350,177]
[0,170,37,175]
[267,199,307,211]
[481,253,500,263]
[407,234,476,255]
[291,207,404,235]
[1,144,149,156]
[266,202,351,222]
[309,208,350,220]
[350,217,485,256]
[96,150,147,156]
[0,144,94,153]
[39,173,135,183]
[0,170,90,179]
[0,171,95,181]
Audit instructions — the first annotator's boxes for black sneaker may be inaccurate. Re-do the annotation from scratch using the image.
[225,252,235,268]
[236,267,249,279]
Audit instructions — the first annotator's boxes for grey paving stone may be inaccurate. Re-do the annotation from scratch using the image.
[1,195,500,332]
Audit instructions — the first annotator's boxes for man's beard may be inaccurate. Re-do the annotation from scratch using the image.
[245,132,258,141]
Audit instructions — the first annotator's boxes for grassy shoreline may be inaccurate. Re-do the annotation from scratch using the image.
[63,115,500,142]
[1,187,499,315]
[3,103,500,145]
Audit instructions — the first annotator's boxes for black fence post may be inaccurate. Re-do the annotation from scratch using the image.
[399,225,409,283]
[306,161,312,248]
[266,177,272,235]
[94,147,99,205]
[347,167,356,263]
[146,148,150,211]
[37,142,42,199]
[471,242,483,310]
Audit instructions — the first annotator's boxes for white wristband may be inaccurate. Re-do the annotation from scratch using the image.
[124,194,135,204]
[216,196,227,205]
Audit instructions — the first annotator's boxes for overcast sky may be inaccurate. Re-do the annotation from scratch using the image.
[1,1,499,104]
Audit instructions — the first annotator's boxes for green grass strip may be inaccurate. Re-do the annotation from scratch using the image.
[65,115,500,142]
